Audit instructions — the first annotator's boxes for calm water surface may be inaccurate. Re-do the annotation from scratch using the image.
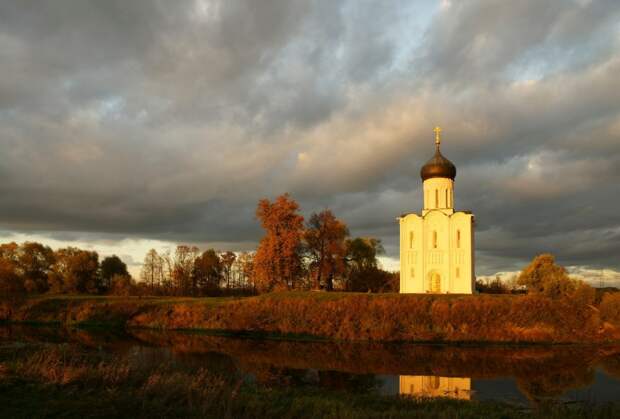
[2,325,620,406]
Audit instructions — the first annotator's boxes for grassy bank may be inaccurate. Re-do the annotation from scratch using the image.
[1,345,618,419]
[2,292,620,343]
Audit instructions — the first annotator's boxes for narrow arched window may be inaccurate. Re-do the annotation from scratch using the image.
[435,189,439,208]
[457,230,461,248]
[445,189,448,208]
[409,231,414,248]
[433,231,437,249]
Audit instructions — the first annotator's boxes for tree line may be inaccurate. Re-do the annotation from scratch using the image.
[476,253,603,305]
[138,247,255,296]
[136,194,397,296]
[251,193,397,293]
[0,193,608,300]
[0,242,130,296]
[0,193,397,297]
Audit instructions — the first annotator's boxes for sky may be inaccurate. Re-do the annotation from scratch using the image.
[0,0,619,284]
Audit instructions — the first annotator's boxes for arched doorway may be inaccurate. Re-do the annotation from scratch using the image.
[425,376,441,390]
[429,272,441,293]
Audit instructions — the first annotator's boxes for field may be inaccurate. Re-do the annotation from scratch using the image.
[2,291,620,344]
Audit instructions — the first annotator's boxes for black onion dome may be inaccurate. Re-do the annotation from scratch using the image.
[420,145,456,181]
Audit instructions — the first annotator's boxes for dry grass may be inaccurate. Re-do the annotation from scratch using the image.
[3,345,237,417]
[3,291,620,343]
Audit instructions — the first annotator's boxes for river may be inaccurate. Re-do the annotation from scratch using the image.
[2,325,619,406]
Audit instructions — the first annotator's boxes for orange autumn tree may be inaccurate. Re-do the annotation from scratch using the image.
[253,194,305,292]
[518,253,575,297]
[304,210,349,291]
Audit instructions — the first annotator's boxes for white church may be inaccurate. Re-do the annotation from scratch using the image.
[399,127,475,294]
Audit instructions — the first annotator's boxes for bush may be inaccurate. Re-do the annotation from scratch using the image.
[518,254,574,297]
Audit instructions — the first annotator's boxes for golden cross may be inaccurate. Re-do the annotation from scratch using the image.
[433,126,442,145]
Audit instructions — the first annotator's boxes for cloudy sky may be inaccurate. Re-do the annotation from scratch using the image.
[1,0,619,283]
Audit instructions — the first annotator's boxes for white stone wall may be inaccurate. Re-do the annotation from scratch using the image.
[399,201,474,294]
[422,178,454,214]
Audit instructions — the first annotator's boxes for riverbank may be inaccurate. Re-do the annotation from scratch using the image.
[2,292,620,343]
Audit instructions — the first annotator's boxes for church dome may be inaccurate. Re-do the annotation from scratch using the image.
[420,128,456,181]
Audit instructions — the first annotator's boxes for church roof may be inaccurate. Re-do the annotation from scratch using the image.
[420,127,456,181]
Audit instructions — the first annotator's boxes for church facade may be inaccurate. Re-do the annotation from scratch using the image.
[399,127,475,294]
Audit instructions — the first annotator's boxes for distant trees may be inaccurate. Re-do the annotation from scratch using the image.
[304,210,348,291]
[0,242,55,295]
[136,246,255,297]
[476,276,511,294]
[220,251,236,289]
[170,245,200,295]
[0,194,398,298]
[194,249,223,294]
[475,255,596,303]
[253,194,305,292]
[141,249,164,292]
[100,255,129,291]
[343,237,393,292]
[0,243,115,296]
[236,252,255,291]
[517,253,595,302]
[109,274,136,296]
[518,254,572,296]
[0,242,135,297]
[489,253,597,306]
[50,248,100,294]
[0,254,23,298]
[251,194,395,293]
[346,238,383,271]
[18,242,55,293]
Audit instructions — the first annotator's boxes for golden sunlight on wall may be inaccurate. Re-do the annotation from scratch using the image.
[399,128,475,294]
[399,376,471,400]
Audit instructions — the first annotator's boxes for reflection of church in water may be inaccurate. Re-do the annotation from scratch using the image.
[399,127,475,294]
[399,376,471,400]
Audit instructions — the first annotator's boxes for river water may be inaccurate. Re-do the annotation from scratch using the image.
[2,325,619,406]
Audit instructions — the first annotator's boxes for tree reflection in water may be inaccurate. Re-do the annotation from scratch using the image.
[2,325,620,405]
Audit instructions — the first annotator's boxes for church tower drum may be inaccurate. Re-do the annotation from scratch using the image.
[398,127,475,294]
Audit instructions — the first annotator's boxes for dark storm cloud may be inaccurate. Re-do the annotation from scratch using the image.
[0,0,619,274]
